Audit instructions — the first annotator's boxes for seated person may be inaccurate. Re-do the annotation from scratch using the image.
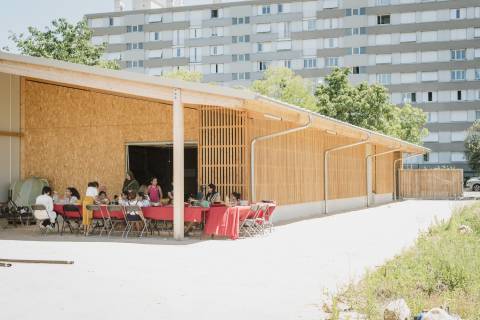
[229,192,241,207]
[96,191,110,205]
[111,195,120,205]
[61,187,81,204]
[35,186,57,229]
[137,192,151,207]
[206,183,221,204]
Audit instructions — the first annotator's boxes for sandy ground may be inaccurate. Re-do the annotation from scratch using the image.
[0,200,472,320]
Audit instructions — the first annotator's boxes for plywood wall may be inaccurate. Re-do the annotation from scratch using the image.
[373,145,395,194]
[248,117,368,205]
[21,79,199,196]
[198,106,248,201]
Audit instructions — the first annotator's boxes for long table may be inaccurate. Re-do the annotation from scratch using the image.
[53,203,276,240]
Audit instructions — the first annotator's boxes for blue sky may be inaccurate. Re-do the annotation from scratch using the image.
[0,0,211,51]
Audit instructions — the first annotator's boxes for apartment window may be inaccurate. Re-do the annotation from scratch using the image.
[211,27,223,37]
[232,72,251,80]
[324,0,339,9]
[451,131,467,142]
[232,54,250,62]
[457,90,463,101]
[352,66,366,74]
[346,27,367,36]
[307,20,316,31]
[476,110,480,119]
[325,38,338,48]
[211,9,219,18]
[451,29,467,40]
[400,12,415,24]
[109,17,114,26]
[422,72,438,82]
[325,57,338,67]
[348,47,367,55]
[154,32,160,41]
[126,25,143,33]
[278,4,283,13]
[451,49,466,61]
[257,23,271,33]
[304,58,318,68]
[427,112,438,123]
[210,63,223,74]
[346,8,366,16]
[377,15,390,25]
[210,46,223,56]
[375,54,392,64]
[400,32,416,43]
[261,5,271,15]
[451,70,466,81]
[421,51,437,63]
[127,42,143,50]
[376,73,391,85]
[475,69,480,80]
[423,153,429,162]
[451,152,466,163]
[421,31,436,42]
[475,28,480,38]
[257,43,263,52]
[190,28,201,38]
[126,60,144,68]
[283,60,292,69]
[376,0,390,5]
[400,52,416,64]
[279,22,291,39]
[232,35,250,43]
[324,18,339,29]
[190,47,201,63]
[403,92,416,103]
[428,92,433,102]
[450,8,465,20]
[259,61,269,71]
[232,16,250,25]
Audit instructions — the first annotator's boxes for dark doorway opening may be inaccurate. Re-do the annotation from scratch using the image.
[127,144,198,201]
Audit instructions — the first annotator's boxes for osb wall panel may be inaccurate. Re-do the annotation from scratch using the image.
[248,117,367,205]
[373,145,394,194]
[21,79,199,195]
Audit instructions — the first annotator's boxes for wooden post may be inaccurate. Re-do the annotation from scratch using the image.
[173,88,184,240]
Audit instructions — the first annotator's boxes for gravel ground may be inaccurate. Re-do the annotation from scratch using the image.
[0,200,472,320]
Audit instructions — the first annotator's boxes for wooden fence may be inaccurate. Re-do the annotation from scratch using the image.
[399,169,463,199]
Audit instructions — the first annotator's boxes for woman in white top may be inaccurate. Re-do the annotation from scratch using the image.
[62,187,80,204]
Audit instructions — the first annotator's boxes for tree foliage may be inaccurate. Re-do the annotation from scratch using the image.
[7,18,119,70]
[163,69,203,82]
[465,121,480,173]
[314,68,427,144]
[251,67,316,110]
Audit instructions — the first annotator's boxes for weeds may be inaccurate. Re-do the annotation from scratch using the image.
[339,203,480,320]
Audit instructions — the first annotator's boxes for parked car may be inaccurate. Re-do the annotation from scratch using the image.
[466,177,480,191]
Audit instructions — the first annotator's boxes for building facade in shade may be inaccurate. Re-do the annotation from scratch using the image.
[86,0,480,175]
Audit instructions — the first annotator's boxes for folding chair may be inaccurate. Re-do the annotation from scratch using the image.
[62,204,82,235]
[31,204,57,234]
[106,205,126,237]
[123,205,148,238]
[240,204,261,237]
[87,204,107,236]
[262,204,275,233]
[254,203,271,235]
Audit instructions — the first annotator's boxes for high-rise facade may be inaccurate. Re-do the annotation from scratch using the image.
[86,0,480,175]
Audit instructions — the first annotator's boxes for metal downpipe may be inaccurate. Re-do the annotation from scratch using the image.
[365,148,402,207]
[250,115,312,202]
[324,135,370,215]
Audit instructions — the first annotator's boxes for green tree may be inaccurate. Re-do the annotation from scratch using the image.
[251,67,316,110]
[465,121,480,173]
[7,18,119,69]
[314,68,427,144]
[163,69,203,82]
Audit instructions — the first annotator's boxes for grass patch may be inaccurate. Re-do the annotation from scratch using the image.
[339,203,480,320]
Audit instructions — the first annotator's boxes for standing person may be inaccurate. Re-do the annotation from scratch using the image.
[206,183,220,204]
[83,181,99,235]
[147,177,163,204]
[122,171,140,194]
[35,186,57,229]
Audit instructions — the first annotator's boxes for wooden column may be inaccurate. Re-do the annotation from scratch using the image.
[173,88,184,240]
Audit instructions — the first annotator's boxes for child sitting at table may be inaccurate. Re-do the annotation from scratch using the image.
[96,191,110,205]
[228,192,241,207]
[137,192,151,207]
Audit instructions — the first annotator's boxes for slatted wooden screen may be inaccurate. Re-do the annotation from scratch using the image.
[399,169,463,199]
[198,106,248,201]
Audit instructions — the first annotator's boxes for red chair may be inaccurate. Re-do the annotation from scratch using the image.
[106,205,126,237]
[61,204,82,235]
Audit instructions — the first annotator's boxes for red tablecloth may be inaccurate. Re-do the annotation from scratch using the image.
[142,206,204,223]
